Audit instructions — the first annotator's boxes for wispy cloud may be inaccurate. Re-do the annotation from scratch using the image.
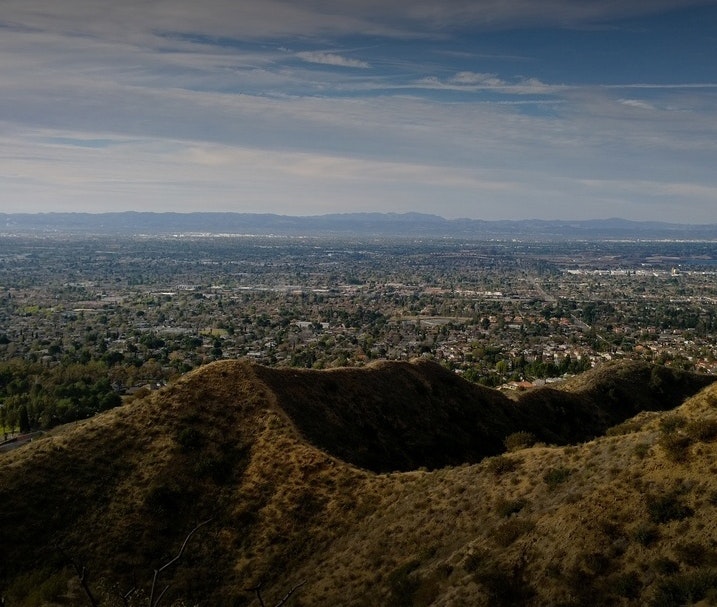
[450,72,506,86]
[296,51,370,69]
[413,72,558,95]
[618,98,656,110]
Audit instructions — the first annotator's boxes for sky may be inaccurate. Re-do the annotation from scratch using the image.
[1,1,717,222]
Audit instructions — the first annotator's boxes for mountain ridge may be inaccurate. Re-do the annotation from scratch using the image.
[3,212,717,239]
[252,358,715,472]
[2,358,717,605]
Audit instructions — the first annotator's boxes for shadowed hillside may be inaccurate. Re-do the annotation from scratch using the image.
[1,358,717,606]
[254,358,715,472]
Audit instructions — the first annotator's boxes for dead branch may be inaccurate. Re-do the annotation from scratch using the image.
[117,586,137,607]
[246,580,306,607]
[273,580,307,607]
[246,584,266,607]
[147,517,213,607]
[59,550,98,607]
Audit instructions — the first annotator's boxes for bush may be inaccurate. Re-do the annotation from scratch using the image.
[473,560,535,607]
[633,523,659,547]
[607,419,644,436]
[650,568,717,607]
[582,551,612,575]
[5,569,69,606]
[504,431,537,451]
[633,442,651,459]
[646,493,694,524]
[493,519,535,547]
[543,467,571,490]
[495,498,528,518]
[674,541,717,567]
[612,571,642,599]
[194,454,231,483]
[463,550,489,574]
[412,571,442,607]
[177,427,203,452]
[387,559,421,606]
[660,414,687,434]
[659,433,692,462]
[599,520,624,540]
[144,481,183,518]
[686,418,717,442]
[652,557,680,575]
[486,455,520,476]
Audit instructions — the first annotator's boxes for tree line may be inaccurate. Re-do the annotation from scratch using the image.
[0,359,122,436]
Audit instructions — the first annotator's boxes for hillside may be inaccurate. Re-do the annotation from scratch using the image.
[1,359,717,606]
[252,359,714,472]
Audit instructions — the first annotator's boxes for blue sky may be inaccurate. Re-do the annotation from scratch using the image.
[1,1,716,222]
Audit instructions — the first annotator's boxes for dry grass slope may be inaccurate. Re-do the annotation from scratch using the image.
[1,358,716,606]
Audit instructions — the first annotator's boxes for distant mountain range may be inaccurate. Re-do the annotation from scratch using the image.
[2,211,717,239]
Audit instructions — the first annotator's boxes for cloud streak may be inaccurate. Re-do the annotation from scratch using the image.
[296,51,370,69]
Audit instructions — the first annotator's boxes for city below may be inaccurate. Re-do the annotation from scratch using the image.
[1,218,716,432]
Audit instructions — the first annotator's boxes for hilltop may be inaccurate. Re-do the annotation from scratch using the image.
[2,358,717,606]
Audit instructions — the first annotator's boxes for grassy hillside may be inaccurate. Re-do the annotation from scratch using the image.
[1,358,716,606]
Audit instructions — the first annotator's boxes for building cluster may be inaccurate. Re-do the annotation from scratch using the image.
[1,235,716,393]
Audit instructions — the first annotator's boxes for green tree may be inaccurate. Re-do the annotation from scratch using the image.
[19,404,30,433]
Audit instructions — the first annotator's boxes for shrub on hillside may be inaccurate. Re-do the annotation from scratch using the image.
[612,571,642,599]
[646,493,693,524]
[650,568,717,607]
[503,431,537,452]
[387,559,421,606]
[686,418,717,442]
[607,419,644,436]
[473,559,535,607]
[5,568,68,606]
[659,414,687,434]
[493,519,535,547]
[462,549,490,574]
[543,467,571,490]
[486,455,520,476]
[194,454,232,484]
[652,557,680,575]
[495,498,528,518]
[633,523,660,547]
[659,433,692,463]
[633,442,651,459]
[674,541,717,567]
[176,427,204,452]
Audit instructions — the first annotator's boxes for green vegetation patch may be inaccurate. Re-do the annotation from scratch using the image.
[495,497,529,518]
[650,568,717,607]
[659,433,692,463]
[646,492,694,525]
[686,418,717,442]
[543,467,571,490]
[485,455,521,476]
[633,523,660,547]
[387,559,422,606]
[503,431,537,451]
[4,567,70,606]
[0,359,122,432]
[493,518,536,547]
